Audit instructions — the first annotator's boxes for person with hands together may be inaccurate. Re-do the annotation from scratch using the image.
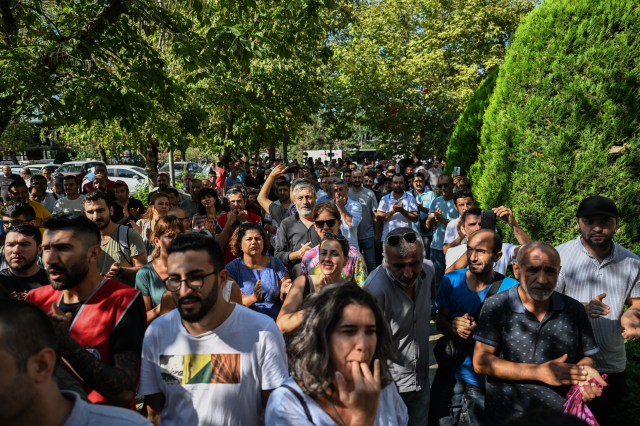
[331,179,363,250]
[554,196,640,425]
[226,223,290,321]
[267,281,408,426]
[472,242,604,425]
[215,186,262,265]
[192,187,222,234]
[376,175,419,243]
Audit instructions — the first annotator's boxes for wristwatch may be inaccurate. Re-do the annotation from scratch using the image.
[115,266,124,279]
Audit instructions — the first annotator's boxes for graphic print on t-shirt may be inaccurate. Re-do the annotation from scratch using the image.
[160,354,241,385]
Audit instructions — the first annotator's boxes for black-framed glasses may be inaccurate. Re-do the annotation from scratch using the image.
[3,219,27,228]
[387,232,418,246]
[167,214,191,222]
[324,232,346,241]
[163,271,218,292]
[437,183,450,188]
[315,219,337,229]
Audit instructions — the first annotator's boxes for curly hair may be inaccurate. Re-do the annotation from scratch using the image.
[149,216,186,261]
[196,187,222,216]
[287,281,395,398]
[229,222,268,258]
[143,192,170,221]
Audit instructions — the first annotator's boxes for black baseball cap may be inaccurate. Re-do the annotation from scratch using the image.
[576,196,618,219]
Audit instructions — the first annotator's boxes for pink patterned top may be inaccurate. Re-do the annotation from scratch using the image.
[300,245,368,287]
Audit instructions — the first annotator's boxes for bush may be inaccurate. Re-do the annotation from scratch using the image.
[617,338,640,422]
[470,0,640,254]
[444,67,499,177]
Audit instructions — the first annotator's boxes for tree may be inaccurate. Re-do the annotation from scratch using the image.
[0,117,38,164]
[325,0,538,159]
[443,67,499,176]
[469,0,640,255]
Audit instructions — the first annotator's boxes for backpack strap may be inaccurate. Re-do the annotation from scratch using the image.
[118,225,132,265]
[269,256,278,284]
[473,272,505,320]
[280,384,315,424]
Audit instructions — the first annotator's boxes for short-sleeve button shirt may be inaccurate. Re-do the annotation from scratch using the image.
[474,286,599,425]
[377,192,419,241]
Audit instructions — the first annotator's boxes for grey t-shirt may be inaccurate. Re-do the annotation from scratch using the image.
[61,390,151,426]
[348,187,378,240]
[97,225,146,286]
[426,168,442,190]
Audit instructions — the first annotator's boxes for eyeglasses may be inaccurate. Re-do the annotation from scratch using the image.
[324,232,346,241]
[387,232,418,246]
[437,183,450,189]
[163,271,218,292]
[3,219,27,228]
[315,219,337,229]
[167,214,191,222]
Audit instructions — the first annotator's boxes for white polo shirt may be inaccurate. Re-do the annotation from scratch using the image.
[377,192,419,241]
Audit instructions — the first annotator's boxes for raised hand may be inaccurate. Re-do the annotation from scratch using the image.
[129,207,140,219]
[456,217,465,239]
[391,201,404,213]
[130,220,142,234]
[586,293,610,318]
[295,242,313,260]
[253,280,263,301]
[335,360,381,426]
[271,164,288,179]
[492,206,516,227]
[48,302,73,354]
[452,313,476,339]
[236,210,248,223]
[106,262,120,279]
[434,208,446,223]
[537,354,587,386]
[227,209,238,223]
[336,194,347,209]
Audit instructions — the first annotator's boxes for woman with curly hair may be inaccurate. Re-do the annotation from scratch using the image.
[132,192,170,255]
[226,222,291,320]
[191,187,222,234]
[266,281,407,426]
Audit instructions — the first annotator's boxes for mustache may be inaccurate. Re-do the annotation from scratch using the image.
[178,295,202,305]
[46,264,68,276]
[528,281,554,291]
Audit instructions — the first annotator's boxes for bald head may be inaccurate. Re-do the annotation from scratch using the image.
[515,242,560,268]
[468,228,502,255]
[513,241,561,302]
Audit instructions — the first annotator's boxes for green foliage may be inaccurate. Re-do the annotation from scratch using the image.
[54,150,72,164]
[0,118,38,159]
[470,0,640,254]
[444,68,499,176]
[617,338,640,422]
[131,183,150,209]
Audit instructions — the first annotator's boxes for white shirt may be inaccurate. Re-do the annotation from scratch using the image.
[138,306,288,426]
[338,197,362,250]
[444,218,461,245]
[41,192,57,212]
[53,194,86,214]
[266,377,408,426]
[445,243,517,275]
[377,192,419,241]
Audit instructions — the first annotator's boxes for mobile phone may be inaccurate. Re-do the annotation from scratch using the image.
[453,167,461,176]
[481,210,496,230]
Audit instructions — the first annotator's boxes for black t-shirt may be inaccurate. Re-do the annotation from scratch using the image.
[0,174,23,203]
[0,268,50,300]
[111,197,146,226]
[244,174,264,190]
[58,290,146,357]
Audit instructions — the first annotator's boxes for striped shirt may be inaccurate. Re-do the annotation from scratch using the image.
[555,236,640,373]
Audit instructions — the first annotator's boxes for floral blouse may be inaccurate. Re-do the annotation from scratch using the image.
[300,245,368,287]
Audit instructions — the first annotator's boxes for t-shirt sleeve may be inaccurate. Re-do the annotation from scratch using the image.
[260,322,289,390]
[274,257,288,280]
[428,198,438,214]
[377,197,388,213]
[268,203,287,226]
[405,195,418,212]
[127,228,147,257]
[502,244,517,265]
[369,193,378,212]
[226,259,239,282]
[473,295,503,348]
[109,294,146,356]
[133,199,146,216]
[139,327,161,396]
[435,274,454,308]
[576,303,600,357]
[134,268,151,296]
[265,388,316,426]
[443,220,458,244]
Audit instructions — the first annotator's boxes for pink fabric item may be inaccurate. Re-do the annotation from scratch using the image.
[563,373,608,426]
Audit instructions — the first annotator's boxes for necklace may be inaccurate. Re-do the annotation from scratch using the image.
[326,397,347,426]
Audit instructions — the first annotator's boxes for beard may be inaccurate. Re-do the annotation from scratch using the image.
[279,194,290,203]
[9,253,39,272]
[384,263,418,288]
[47,258,89,290]
[92,214,112,230]
[175,276,219,323]
[523,280,555,301]
[582,232,612,249]
[297,201,316,217]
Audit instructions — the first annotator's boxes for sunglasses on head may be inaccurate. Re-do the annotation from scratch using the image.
[437,183,450,188]
[315,219,337,228]
[387,232,418,246]
[323,232,346,241]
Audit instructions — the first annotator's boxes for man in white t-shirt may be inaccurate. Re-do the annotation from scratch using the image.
[445,206,532,274]
[442,188,475,255]
[376,174,419,241]
[53,175,86,214]
[139,233,288,426]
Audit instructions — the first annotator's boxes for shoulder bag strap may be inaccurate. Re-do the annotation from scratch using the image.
[280,384,315,424]
[118,225,132,265]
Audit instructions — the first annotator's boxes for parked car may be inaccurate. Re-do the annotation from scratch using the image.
[105,165,152,192]
[53,161,106,182]
[12,164,62,174]
[158,161,202,176]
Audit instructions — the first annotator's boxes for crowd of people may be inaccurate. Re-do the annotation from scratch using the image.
[0,155,638,426]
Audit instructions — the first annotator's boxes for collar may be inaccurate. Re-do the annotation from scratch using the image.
[575,235,617,263]
[508,285,564,314]
[389,192,407,202]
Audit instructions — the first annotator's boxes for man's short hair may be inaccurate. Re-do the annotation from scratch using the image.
[332,178,346,189]
[21,168,32,175]
[31,175,47,184]
[515,241,560,266]
[231,166,240,172]
[113,182,128,191]
[8,181,27,192]
[84,190,113,208]
[5,224,42,246]
[226,186,246,199]
[461,207,482,226]
[0,298,58,372]
[439,174,452,184]
[453,188,474,204]
[167,233,224,272]
[63,175,79,185]
[468,229,502,255]
[29,186,44,196]
[43,215,101,249]
[277,180,291,190]
[383,227,425,259]
[157,172,169,180]
[292,179,317,197]
[166,187,180,198]
[365,170,377,180]
[1,202,36,220]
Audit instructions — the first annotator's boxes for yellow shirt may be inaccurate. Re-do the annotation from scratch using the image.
[4,200,51,235]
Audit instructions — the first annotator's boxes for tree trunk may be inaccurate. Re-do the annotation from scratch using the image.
[180,148,187,161]
[282,130,288,163]
[98,146,109,164]
[0,112,12,141]
[10,152,19,165]
[143,133,160,186]
[253,140,261,162]
[269,144,276,163]
[217,146,232,166]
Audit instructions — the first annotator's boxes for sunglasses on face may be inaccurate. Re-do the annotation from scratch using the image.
[437,183,450,188]
[387,232,418,246]
[315,219,337,229]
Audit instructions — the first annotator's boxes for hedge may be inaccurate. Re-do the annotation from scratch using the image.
[444,67,499,178]
[469,0,640,254]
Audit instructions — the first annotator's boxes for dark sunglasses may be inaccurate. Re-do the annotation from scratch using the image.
[387,232,418,246]
[315,219,337,229]
[324,232,346,241]
[167,214,191,222]
[437,183,450,188]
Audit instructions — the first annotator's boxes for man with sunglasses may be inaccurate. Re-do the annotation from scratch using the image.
[26,214,146,408]
[139,233,288,425]
[427,175,459,290]
[376,174,419,242]
[364,227,435,426]
[168,206,193,231]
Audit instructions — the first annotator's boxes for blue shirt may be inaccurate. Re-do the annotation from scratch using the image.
[226,257,287,320]
[407,189,435,237]
[225,176,241,190]
[237,169,247,183]
[429,196,459,250]
[436,269,518,387]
